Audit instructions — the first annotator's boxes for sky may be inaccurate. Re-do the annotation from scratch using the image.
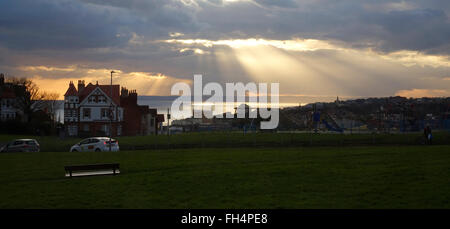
[0,0,449,105]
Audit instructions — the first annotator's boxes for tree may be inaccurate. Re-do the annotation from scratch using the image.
[40,91,61,124]
[7,77,60,123]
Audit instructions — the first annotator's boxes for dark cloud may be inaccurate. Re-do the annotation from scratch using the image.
[364,9,450,54]
[79,0,201,37]
[0,0,139,50]
[0,0,200,51]
[1,0,449,54]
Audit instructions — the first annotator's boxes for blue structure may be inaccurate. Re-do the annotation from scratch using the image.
[322,120,343,133]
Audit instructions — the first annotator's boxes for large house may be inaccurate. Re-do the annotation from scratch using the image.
[63,80,163,137]
[0,73,24,121]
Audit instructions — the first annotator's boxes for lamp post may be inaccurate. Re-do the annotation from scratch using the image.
[109,70,116,152]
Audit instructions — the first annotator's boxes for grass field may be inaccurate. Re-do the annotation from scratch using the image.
[1,131,449,152]
[1,145,449,208]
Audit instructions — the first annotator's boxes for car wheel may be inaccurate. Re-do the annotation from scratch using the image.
[71,149,78,152]
[95,148,101,152]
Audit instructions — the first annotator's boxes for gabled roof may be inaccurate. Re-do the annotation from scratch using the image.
[79,83,121,105]
[64,82,78,96]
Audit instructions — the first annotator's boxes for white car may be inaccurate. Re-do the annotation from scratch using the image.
[70,137,120,152]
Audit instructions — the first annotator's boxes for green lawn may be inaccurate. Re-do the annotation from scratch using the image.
[1,145,449,208]
[1,131,449,152]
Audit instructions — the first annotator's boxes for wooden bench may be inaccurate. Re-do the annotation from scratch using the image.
[64,163,120,177]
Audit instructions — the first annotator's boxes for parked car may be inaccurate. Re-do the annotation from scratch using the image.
[0,139,40,153]
[70,137,119,152]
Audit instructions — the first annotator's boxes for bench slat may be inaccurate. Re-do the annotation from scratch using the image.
[64,163,120,178]
[65,163,119,171]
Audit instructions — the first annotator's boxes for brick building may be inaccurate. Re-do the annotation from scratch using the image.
[63,80,163,137]
[120,87,162,136]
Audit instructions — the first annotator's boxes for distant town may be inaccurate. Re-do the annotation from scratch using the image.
[171,96,450,134]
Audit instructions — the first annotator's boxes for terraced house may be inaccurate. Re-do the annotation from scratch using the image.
[64,80,163,137]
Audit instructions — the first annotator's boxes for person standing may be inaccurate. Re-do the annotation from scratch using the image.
[427,125,432,145]
[424,125,432,145]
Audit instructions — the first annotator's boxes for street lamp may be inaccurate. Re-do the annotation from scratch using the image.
[109,70,116,152]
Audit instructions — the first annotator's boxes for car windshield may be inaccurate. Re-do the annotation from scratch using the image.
[26,141,37,145]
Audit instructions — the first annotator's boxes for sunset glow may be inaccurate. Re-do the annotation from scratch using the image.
[0,0,449,102]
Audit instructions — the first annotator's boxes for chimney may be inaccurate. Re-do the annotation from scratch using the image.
[121,87,129,97]
[130,89,137,104]
[78,80,85,93]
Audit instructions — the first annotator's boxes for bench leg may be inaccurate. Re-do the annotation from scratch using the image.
[70,171,72,178]
[113,168,116,175]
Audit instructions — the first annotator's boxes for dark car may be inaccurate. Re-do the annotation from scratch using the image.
[0,139,40,153]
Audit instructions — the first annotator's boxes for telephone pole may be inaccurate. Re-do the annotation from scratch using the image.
[109,70,115,152]
[167,108,171,135]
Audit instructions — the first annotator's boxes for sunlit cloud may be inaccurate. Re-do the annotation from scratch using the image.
[18,65,77,72]
[180,48,207,55]
[128,72,167,79]
[169,32,185,38]
[395,88,450,98]
[166,37,450,69]
[16,65,191,99]
[378,50,450,68]
[165,38,340,51]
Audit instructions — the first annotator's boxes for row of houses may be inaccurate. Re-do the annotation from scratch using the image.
[64,80,164,137]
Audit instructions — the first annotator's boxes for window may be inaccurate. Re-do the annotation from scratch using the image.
[26,141,37,145]
[83,124,90,132]
[98,96,106,103]
[88,96,95,103]
[101,108,110,118]
[13,141,24,145]
[117,125,122,136]
[83,108,91,118]
[103,125,110,135]
[79,139,90,145]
